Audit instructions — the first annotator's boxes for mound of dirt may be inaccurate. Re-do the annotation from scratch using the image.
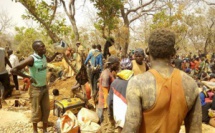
[49,76,77,97]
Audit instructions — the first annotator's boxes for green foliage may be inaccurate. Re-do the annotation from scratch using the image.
[185,6,215,53]
[14,27,54,57]
[150,4,188,48]
[18,0,71,42]
[91,0,122,37]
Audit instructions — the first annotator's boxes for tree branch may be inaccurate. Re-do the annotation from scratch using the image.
[20,1,60,42]
[203,0,215,5]
[69,0,75,18]
[129,3,165,24]
[130,12,153,24]
[60,0,70,17]
[49,0,58,25]
[126,0,156,16]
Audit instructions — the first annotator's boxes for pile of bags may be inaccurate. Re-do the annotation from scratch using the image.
[60,108,101,133]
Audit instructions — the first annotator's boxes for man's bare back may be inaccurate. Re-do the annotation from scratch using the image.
[122,29,202,133]
[123,69,201,133]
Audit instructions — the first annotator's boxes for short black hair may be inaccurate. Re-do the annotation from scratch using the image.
[32,40,43,50]
[134,48,145,57]
[92,44,96,49]
[96,44,101,50]
[148,29,176,59]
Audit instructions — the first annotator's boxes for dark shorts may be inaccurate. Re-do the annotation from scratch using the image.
[202,102,211,123]
[0,72,11,99]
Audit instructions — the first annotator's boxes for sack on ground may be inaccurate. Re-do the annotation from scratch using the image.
[77,107,99,124]
[79,121,101,133]
[61,110,79,133]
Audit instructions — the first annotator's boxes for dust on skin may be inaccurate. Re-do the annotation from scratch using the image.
[122,69,202,133]
[182,71,202,133]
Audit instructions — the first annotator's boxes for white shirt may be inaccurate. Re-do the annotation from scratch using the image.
[6,54,19,74]
[0,48,7,75]
[9,54,19,67]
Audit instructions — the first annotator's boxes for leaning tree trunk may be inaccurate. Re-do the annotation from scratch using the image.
[70,16,79,41]
[61,0,80,42]
[20,1,60,43]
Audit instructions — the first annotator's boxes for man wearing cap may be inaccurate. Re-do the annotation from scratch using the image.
[122,29,201,133]
[132,48,148,75]
[97,55,120,133]
[108,57,134,132]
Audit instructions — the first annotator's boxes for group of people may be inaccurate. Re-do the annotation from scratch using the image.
[0,48,20,108]
[81,29,203,133]
[100,29,202,133]
[173,52,215,80]
[1,28,212,133]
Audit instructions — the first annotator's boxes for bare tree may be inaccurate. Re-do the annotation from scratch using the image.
[0,9,13,33]
[120,0,165,55]
[203,0,215,5]
[60,0,79,41]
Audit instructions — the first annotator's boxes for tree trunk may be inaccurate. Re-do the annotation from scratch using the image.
[70,16,79,41]
[61,0,80,42]
[204,37,210,54]
[46,27,60,43]
[121,6,130,56]
[123,25,130,56]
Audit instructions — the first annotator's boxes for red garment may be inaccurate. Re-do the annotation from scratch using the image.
[190,61,196,69]
[195,60,200,70]
[98,69,115,108]
[23,78,30,90]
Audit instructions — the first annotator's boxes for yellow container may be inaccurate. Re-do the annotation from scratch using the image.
[54,98,85,116]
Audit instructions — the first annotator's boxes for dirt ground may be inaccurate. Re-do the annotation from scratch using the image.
[0,75,76,133]
[0,74,215,133]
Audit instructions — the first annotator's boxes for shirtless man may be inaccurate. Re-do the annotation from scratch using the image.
[122,29,202,133]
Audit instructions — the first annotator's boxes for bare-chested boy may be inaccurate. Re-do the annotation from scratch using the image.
[122,29,202,133]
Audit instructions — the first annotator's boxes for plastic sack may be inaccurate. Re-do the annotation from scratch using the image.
[80,121,101,133]
[61,110,79,133]
[53,40,68,53]
[77,108,99,124]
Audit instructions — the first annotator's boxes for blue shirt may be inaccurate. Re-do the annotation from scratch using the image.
[84,49,103,71]
[200,92,206,106]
